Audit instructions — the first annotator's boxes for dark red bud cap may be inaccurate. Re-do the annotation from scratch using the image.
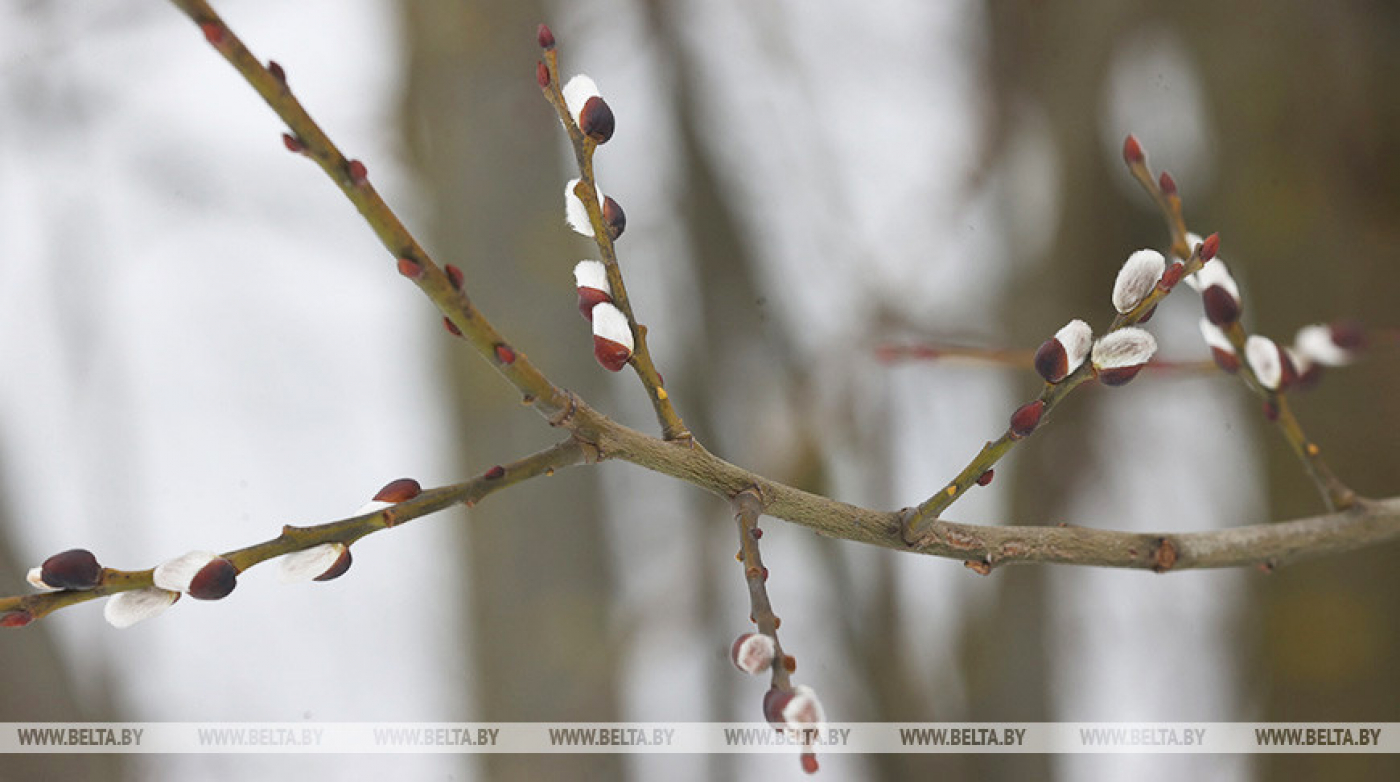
[445,264,465,291]
[282,133,305,153]
[1122,134,1144,165]
[535,61,550,89]
[602,196,626,240]
[200,22,226,47]
[1009,399,1045,438]
[593,335,631,371]
[1210,347,1241,374]
[494,343,517,365]
[1158,262,1184,290]
[1033,338,1068,383]
[536,23,556,50]
[579,96,615,143]
[801,752,820,774]
[1199,233,1220,262]
[1097,364,1145,386]
[1203,285,1240,326]
[442,317,463,337]
[188,558,238,601]
[41,549,103,590]
[762,687,794,727]
[397,258,423,279]
[576,287,612,320]
[484,465,506,480]
[1158,171,1177,196]
[313,547,353,582]
[1330,320,1366,350]
[1,610,35,628]
[268,60,287,88]
[976,469,995,487]
[1137,303,1158,324]
[374,477,422,503]
[347,159,368,185]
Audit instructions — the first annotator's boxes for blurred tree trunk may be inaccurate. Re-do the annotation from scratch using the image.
[400,4,622,780]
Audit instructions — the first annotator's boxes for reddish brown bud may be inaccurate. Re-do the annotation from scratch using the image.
[313,547,353,582]
[1158,171,1177,197]
[1122,134,1144,165]
[783,655,797,673]
[494,343,517,365]
[1,610,35,628]
[1033,338,1068,383]
[579,96,615,144]
[1330,320,1366,350]
[536,23,556,50]
[602,196,626,240]
[41,549,103,590]
[485,465,506,480]
[1210,347,1241,373]
[752,528,763,540]
[445,264,465,291]
[577,288,611,321]
[1009,400,1045,438]
[762,688,794,727]
[535,61,550,89]
[1138,304,1159,324]
[396,258,422,279]
[801,752,820,774]
[442,317,462,337]
[976,469,995,487]
[1097,364,1145,386]
[188,558,238,601]
[268,60,287,88]
[1203,285,1240,326]
[347,159,368,185]
[200,22,226,47]
[281,133,305,154]
[1158,262,1184,290]
[1199,233,1220,262]
[593,335,632,372]
[374,477,422,503]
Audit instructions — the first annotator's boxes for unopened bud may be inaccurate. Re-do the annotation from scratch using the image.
[578,97,616,144]
[1,610,35,628]
[1203,284,1241,326]
[1199,233,1220,262]
[1122,134,1145,165]
[154,551,237,600]
[1009,399,1045,438]
[347,159,368,185]
[1158,171,1177,196]
[602,196,626,239]
[374,477,422,503]
[39,549,103,591]
[536,23,556,50]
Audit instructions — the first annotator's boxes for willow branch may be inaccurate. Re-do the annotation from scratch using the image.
[1,439,588,623]
[731,489,794,691]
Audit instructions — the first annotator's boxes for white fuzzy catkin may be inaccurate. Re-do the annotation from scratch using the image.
[590,302,634,351]
[1245,335,1283,389]
[1198,318,1235,355]
[1055,319,1094,373]
[1091,327,1157,369]
[278,543,348,584]
[1294,324,1352,367]
[572,260,611,294]
[561,74,601,128]
[103,587,178,629]
[1112,250,1166,313]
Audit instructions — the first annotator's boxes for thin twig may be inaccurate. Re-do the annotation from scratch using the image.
[732,488,793,692]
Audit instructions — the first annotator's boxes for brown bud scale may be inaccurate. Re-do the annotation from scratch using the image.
[445,264,465,291]
[347,159,368,185]
[494,344,517,365]
[1097,364,1145,387]
[188,558,238,601]
[1009,400,1045,438]
[374,477,422,503]
[41,549,103,590]
[396,258,422,279]
[442,317,462,337]
[1033,339,1068,383]
[602,196,626,240]
[282,133,304,154]
[579,96,616,144]
[1,610,35,628]
[593,335,632,371]
[1202,285,1240,326]
[1122,134,1144,165]
[314,547,353,582]
[976,469,995,487]
[485,465,506,480]
[536,23,555,50]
